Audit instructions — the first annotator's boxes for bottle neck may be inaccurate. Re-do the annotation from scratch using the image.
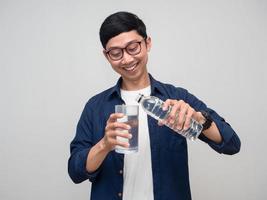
[136,93,145,103]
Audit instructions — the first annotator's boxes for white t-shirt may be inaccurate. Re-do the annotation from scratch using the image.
[120,86,154,200]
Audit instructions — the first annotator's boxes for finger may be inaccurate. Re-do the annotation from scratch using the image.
[106,137,129,149]
[115,140,130,148]
[162,99,171,110]
[176,103,189,130]
[163,99,178,110]
[115,130,132,139]
[192,111,201,122]
[183,108,194,130]
[105,130,132,147]
[167,102,182,124]
[114,133,130,148]
[107,113,124,123]
[106,121,131,131]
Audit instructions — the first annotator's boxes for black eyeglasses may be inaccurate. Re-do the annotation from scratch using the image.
[105,39,145,61]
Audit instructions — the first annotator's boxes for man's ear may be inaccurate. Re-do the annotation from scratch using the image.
[145,37,152,52]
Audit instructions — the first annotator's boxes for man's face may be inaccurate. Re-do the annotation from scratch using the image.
[104,30,151,83]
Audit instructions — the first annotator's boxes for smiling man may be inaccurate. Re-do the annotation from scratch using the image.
[104,31,151,91]
[68,11,241,200]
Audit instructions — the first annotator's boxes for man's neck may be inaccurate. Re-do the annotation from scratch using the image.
[121,73,150,91]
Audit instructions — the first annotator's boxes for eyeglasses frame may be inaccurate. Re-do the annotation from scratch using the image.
[105,38,146,61]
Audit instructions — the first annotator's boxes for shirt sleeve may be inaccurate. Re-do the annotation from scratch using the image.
[177,87,241,155]
[68,102,101,183]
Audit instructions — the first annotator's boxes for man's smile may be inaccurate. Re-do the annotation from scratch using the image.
[123,62,138,72]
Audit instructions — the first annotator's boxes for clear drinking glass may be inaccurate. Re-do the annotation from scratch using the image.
[115,105,139,154]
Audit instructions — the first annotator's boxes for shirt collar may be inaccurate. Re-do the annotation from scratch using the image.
[107,73,165,99]
[149,74,165,96]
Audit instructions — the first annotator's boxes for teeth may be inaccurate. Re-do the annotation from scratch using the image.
[124,64,137,71]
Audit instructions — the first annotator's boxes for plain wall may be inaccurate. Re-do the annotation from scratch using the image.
[1,0,266,199]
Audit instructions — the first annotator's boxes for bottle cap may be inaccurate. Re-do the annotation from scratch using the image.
[136,93,144,103]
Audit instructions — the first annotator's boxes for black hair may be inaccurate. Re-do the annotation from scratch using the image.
[99,11,147,49]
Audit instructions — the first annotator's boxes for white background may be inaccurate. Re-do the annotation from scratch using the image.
[1,0,266,199]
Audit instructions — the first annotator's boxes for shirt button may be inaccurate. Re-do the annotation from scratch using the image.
[119,170,123,174]
[118,192,122,197]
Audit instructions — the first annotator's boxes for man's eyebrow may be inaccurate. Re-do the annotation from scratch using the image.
[107,39,140,50]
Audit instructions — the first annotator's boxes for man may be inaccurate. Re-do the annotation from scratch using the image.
[68,11,241,200]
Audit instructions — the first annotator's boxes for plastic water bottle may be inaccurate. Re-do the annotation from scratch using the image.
[136,94,203,140]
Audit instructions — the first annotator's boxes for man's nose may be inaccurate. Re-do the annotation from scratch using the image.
[121,50,134,64]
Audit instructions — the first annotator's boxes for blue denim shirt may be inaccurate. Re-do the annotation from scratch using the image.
[68,74,241,200]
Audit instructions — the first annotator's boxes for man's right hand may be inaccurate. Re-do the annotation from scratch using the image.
[101,113,132,152]
[86,113,132,173]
